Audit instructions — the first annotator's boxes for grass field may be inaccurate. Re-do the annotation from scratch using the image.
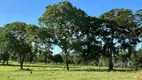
[0,62,141,80]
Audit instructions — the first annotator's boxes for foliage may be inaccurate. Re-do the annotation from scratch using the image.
[39,1,88,70]
[52,54,63,64]
[0,1,142,71]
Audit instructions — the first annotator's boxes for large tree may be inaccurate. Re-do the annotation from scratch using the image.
[100,19,119,70]
[72,16,103,65]
[100,8,141,70]
[39,1,87,70]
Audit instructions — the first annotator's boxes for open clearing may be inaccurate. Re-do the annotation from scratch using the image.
[0,62,140,80]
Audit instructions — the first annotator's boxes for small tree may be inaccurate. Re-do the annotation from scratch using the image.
[52,54,63,64]
[4,22,32,69]
[0,27,11,65]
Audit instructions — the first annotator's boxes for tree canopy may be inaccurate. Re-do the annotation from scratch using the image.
[0,1,142,71]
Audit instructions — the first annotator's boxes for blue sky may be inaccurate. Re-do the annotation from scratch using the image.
[0,0,142,53]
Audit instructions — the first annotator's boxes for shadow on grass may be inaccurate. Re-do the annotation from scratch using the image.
[32,68,133,72]
[0,64,133,72]
[0,64,80,68]
[72,68,133,72]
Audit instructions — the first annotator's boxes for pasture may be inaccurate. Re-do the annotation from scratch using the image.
[0,62,140,80]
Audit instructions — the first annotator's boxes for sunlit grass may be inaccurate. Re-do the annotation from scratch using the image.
[0,62,140,80]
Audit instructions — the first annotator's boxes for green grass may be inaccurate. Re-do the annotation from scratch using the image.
[0,62,141,80]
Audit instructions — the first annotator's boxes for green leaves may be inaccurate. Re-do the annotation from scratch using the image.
[39,1,89,70]
[0,1,142,70]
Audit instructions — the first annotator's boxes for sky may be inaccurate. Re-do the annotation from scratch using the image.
[0,0,142,54]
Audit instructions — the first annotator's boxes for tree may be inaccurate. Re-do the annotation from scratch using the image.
[39,1,87,70]
[100,19,119,70]
[52,54,63,64]
[42,50,53,63]
[25,24,53,63]
[0,27,10,65]
[135,9,142,48]
[4,22,32,69]
[100,8,141,70]
[135,49,142,69]
[72,16,103,65]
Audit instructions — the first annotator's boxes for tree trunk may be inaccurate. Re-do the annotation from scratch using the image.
[20,61,24,70]
[108,50,113,71]
[128,46,132,59]
[66,59,69,70]
[44,56,47,64]
[3,59,5,65]
[108,33,114,71]
[134,49,138,71]
[65,49,69,70]
[19,55,25,70]
[6,59,9,65]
